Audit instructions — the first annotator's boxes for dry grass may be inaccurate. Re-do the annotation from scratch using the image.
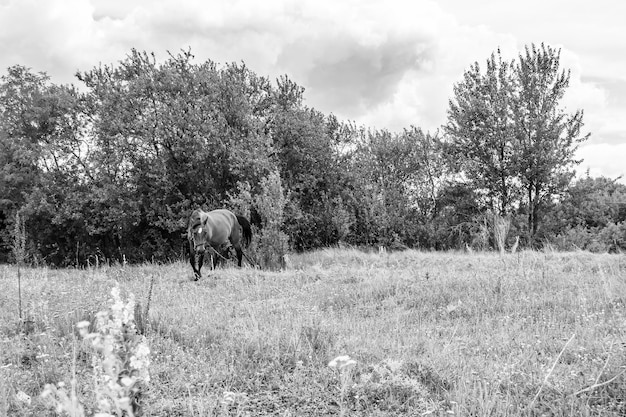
[1,249,626,416]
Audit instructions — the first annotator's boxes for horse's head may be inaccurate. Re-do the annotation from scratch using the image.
[188,210,209,254]
[191,224,208,254]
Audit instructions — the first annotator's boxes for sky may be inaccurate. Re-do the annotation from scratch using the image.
[1,0,625,182]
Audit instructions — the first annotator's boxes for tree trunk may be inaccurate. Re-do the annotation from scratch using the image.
[527,186,534,246]
[500,174,508,215]
[526,183,541,246]
[532,185,541,240]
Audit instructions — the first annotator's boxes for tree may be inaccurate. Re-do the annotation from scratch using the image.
[349,128,441,247]
[431,182,484,249]
[0,66,48,259]
[445,50,518,215]
[75,50,275,261]
[555,175,626,230]
[0,66,88,263]
[268,77,350,249]
[402,127,447,219]
[511,44,589,242]
[544,175,626,252]
[445,43,589,246]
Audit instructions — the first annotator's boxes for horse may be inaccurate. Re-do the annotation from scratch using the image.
[187,209,252,280]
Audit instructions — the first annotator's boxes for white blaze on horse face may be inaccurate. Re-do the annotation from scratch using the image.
[197,227,202,234]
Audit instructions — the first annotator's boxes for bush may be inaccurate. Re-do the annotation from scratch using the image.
[549,223,626,253]
[253,171,290,270]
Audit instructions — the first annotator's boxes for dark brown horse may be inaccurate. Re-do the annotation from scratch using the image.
[187,209,252,280]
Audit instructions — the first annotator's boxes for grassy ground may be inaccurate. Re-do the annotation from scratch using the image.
[1,249,626,416]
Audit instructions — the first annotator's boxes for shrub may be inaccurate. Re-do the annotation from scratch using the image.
[253,171,289,270]
[41,285,150,417]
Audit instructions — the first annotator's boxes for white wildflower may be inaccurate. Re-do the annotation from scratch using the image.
[120,377,134,387]
[130,342,151,381]
[222,391,236,405]
[328,355,357,371]
[15,390,31,405]
[329,354,358,417]
[41,284,150,417]
[76,321,90,338]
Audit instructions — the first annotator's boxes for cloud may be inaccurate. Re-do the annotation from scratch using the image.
[1,0,625,182]
[338,12,521,132]
[279,34,430,117]
[0,0,94,79]
[91,0,135,20]
[576,143,626,181]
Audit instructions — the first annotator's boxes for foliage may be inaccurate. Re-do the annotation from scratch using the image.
[511,44,589,243]
[12,211,26,265]
[555,175,626,230]
[545,175,626,252]
[445,43,589,246]
[445,49,518,215]
[253,171,289,269]
[0,43,616,261]
[0,66,84,262]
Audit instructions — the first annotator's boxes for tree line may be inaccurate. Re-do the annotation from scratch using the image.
[1,44,624,266]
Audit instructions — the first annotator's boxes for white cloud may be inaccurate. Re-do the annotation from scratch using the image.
[576,143,626,181]
[1,0,625,182]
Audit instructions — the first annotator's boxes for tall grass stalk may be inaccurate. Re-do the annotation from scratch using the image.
[529,333,576,410]
[0,366,9,416]
[492,213,510,254]
[12,211,26,320]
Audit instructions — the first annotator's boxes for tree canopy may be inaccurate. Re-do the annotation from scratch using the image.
[445,43,589,245]
[0,44,620,265]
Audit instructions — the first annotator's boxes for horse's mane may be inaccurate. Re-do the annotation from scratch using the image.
[187,209,206,238]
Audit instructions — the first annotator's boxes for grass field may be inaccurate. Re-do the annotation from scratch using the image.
[1,249,626,416]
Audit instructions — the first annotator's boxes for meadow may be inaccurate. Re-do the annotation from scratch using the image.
[1,249,625,416]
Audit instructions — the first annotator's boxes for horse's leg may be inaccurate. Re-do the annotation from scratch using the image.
[196,252,204,280]
[219,242,233,267]
[235,247,243,267]
[228,236,243,267]
[213,246,225,268]
[232,240,243,267]
[190,241,201,280]
[226,246,237,266]
[189,249,196,274]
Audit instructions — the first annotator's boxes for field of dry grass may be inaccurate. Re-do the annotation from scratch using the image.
[1,249,626,416]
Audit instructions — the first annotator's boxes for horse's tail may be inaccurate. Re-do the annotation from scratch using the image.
[236,215,253,247]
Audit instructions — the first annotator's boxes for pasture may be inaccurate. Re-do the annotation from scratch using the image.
[1,249,625,416]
